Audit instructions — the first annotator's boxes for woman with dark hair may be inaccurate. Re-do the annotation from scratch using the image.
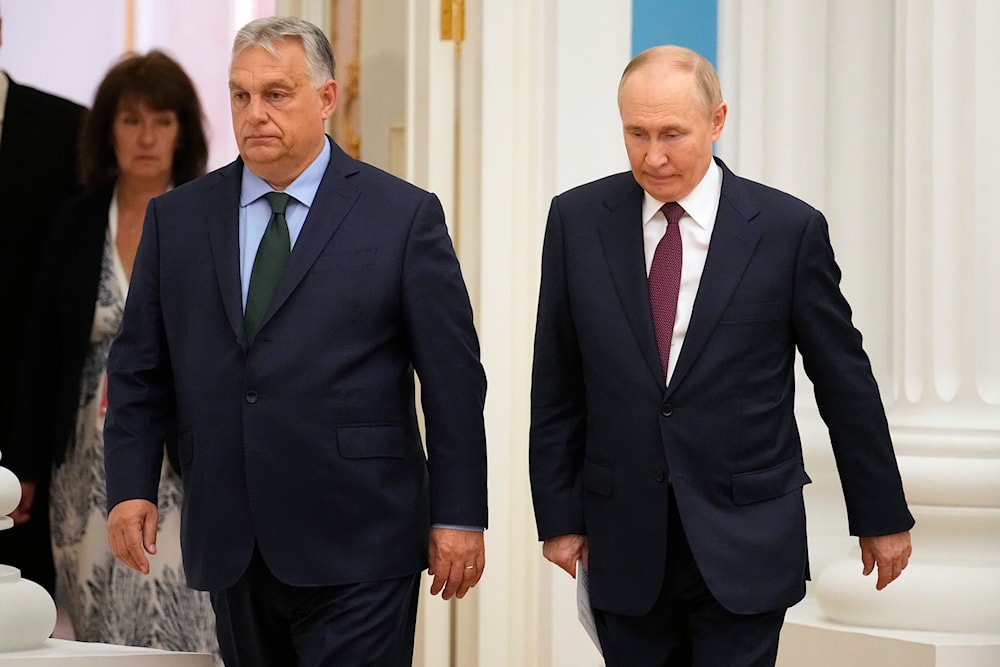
[9,50,220,662]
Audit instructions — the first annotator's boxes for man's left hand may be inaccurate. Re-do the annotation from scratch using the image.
[427,527,485,601]
[859,530,912,590]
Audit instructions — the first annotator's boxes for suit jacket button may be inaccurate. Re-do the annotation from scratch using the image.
[660,403,672,417]
[654,470,665,483]
[245,391,258,404]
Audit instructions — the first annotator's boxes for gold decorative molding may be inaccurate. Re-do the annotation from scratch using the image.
[329,0,361,159]
[440,0,465,55]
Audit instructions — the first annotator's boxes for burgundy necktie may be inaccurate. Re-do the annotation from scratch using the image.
[648,202,684,379]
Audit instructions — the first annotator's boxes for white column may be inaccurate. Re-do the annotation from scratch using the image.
[720,0,1000,639]
[718,0,896,581]
[470,2,629,665]
[815,0,1000,633]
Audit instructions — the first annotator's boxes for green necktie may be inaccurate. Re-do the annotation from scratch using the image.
[245,191,291,343]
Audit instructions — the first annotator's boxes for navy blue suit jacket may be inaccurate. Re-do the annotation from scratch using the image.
[529,158,912,616]
[105,139,488,591]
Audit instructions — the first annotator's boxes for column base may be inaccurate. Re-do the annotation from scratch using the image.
[778,597,1000,667]
[815,558,1000,632]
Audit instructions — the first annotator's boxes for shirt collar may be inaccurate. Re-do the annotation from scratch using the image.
[641,158,723,230]
[240,137,331,207]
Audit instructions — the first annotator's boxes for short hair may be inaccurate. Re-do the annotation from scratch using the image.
[618,45,723,117]
[232,16,336,86]
[79,50,208,189]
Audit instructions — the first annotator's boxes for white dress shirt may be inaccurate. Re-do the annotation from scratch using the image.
[641,159,723,385]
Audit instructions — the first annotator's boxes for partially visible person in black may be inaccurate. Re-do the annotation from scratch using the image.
[0,10,86,596]
[7,50,220,660]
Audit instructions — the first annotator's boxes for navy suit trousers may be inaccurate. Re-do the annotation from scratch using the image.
[594,489,786,667]
[210,547,420,667]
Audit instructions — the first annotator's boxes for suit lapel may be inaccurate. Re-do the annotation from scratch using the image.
[596,178,665,387]
[205,160,247,342]
[666,159,761,395]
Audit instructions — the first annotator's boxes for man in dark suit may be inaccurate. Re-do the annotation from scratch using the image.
[0,14,86,595]
[529,46,913,667]
[104,17,487,666]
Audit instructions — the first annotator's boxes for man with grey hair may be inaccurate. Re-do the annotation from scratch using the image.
[105,16,487,666]
[530,45,912,666]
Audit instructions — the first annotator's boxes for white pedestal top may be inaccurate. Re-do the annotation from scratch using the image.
[778,596,1000,667]
[0,639,213,666]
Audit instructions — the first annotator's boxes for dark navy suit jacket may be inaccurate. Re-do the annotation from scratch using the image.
[105,139,488,592]
[529,158,912,616]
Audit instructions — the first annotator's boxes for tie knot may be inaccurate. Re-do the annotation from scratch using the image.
[662,201,684,227]
[264,191,291,216]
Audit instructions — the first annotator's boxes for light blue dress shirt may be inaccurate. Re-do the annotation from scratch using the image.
[239,139,331,310]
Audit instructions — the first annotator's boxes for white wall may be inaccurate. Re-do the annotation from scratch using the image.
[0,0,274,171]
[132,0,245,171]
[0,0,124,107]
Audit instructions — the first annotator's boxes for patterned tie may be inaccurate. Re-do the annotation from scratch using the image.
[648,201,684,379]
[245,191,291,342]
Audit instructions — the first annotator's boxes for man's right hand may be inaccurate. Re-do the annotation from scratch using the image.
[542,534,588,578]
[107,499,159,575]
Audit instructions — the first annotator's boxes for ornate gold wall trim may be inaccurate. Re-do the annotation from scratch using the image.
[329,0,360,158]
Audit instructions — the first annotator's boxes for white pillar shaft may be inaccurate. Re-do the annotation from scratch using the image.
[718,0,895,580]
[816,0,1000,633]
[720,0,1000,635]
[889,0,1000,509]
[892,1,1000,419]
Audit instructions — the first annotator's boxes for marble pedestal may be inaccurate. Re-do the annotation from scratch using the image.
[0,639,214,666]
[777,597,1000,667]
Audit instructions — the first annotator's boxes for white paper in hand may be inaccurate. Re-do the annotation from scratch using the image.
[576,559,603,655]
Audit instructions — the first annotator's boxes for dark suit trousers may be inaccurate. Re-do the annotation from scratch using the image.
[210,547,420,667]
[594,490,786,667]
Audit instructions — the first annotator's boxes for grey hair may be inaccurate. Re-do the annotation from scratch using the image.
[232,16,335,86]
[618,45,723,117]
